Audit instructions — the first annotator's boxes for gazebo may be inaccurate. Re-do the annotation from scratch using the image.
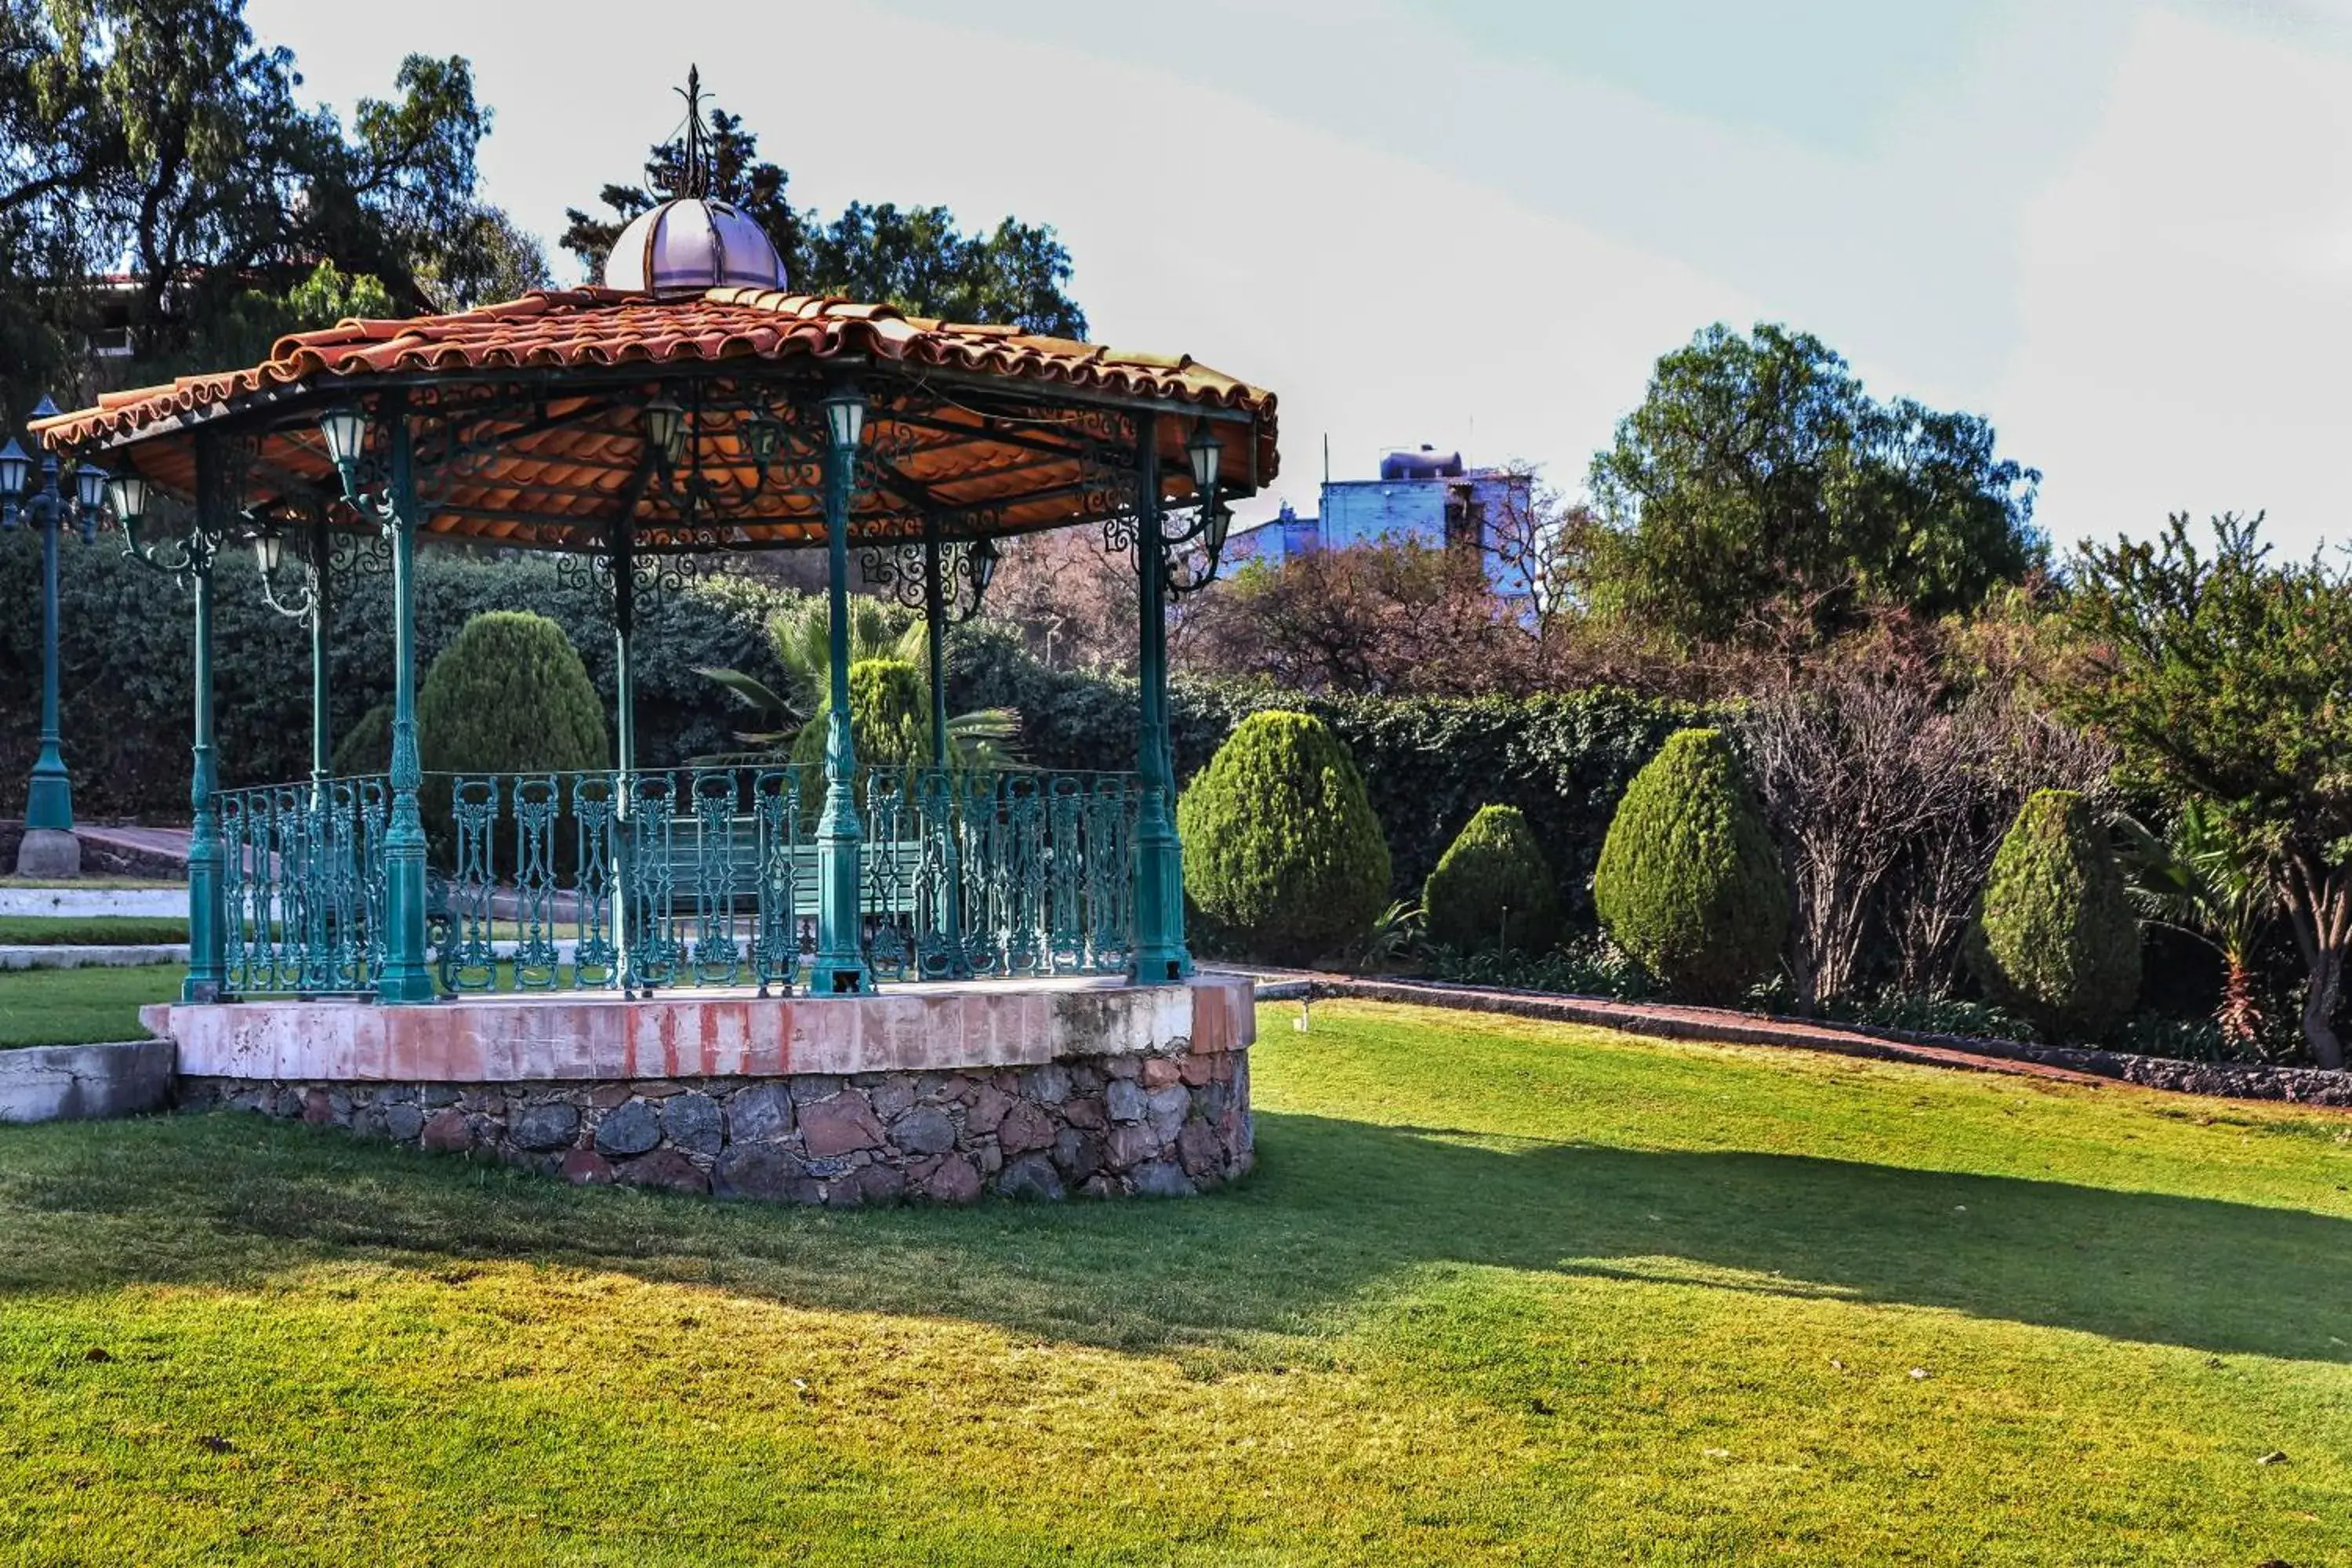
[31,167,1274,1204]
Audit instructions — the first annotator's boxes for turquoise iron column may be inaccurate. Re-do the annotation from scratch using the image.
[1130,414,1192,983]
[920,514,971,978]
[307,509,332,803]
[811,382,872,994]
[376,396,435,1004]
[611,516,638,993]
[182,434,230,1001]
[22,444,73,838]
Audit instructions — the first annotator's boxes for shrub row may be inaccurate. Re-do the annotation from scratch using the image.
[5,543,1702,938]
[0,532,797,817]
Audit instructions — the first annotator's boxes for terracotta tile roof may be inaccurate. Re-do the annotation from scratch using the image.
[33,289,1276,551]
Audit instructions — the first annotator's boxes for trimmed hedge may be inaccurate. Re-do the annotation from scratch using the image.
[1967,789,2141,1041]
[1177,710,1392,964]
[1592,728,1788,1004]
[1424,804,1561,954]
[0,532,797,817]
[949,622,1710,924]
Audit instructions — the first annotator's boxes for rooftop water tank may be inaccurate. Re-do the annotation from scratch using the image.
[1378,445,1465,481]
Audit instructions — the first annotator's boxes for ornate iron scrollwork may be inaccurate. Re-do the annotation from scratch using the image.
[557,540,704,612]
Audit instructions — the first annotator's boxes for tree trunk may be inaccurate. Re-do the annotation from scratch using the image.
[2281,851,2351,1070]
[2218,956,2262,1052]
[2302,949,2343,1070]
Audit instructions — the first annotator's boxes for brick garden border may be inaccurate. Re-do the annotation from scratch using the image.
[1251,974,2352,1110]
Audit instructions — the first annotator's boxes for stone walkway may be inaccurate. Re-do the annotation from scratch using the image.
[74,824,191,866]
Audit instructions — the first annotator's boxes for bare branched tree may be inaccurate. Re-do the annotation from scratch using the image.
[1740,673,1964,1009]
[1887,689,2117,996]
[1739,656,2114,1010]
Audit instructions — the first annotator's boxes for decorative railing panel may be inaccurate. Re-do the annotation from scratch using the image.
[220,775,389,996]
[213,765,1140,996]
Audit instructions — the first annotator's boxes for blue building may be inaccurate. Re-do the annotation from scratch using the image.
[1225,446,1535,597]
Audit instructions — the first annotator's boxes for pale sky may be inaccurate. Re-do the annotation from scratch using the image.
[248,0,2352,555]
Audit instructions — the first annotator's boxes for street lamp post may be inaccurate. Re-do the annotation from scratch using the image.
[1,395,111,878]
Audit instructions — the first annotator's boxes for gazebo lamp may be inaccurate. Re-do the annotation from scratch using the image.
[318,405,369,494]
[107,471,151,551]
[742,408,783,471]
[823,382,866,450]
[969,535,1001,601]
[249,520,285,576]
[643,394,686,470]
[1186,417,1221,498]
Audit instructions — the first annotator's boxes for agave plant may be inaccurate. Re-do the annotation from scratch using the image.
[2117,799,2275,1050]
[696,599,1022,770]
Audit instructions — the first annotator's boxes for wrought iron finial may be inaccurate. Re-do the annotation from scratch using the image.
[676,66,713,200]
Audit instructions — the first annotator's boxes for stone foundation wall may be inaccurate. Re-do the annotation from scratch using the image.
[178,1045,1252,1205]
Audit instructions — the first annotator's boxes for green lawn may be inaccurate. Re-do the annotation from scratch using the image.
[0,963,183,1047]
[2,998,2349,1563]
[0,916,189,947]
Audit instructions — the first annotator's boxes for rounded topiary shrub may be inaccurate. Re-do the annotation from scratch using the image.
[417,612,609,865]
[331,702,394,776]
[1424,804,1561,954]
[1966,789,2140,1041]
[1592,728,1788,1004]
[1178,710,1392,965]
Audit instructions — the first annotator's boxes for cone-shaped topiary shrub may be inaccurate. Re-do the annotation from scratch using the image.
[331,702,393,777]
[1966,789,2140,1041]
[417,612,609,865]
[790,658,934,774]
[1593,727,1788,1004]
[1178,709,1392,965]
[1424,804,1561,954]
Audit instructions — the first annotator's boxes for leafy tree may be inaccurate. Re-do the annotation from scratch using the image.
[0,0,544,404]
[2048,513,2352,1067]
[1585,322,2043,643]
[1422,804,1560,954]
[561,97,1085,337]
[181,260,398,376]
[1966,789,2140,1041]
[1593,728,1788,1003]
[1177,710,1391,964]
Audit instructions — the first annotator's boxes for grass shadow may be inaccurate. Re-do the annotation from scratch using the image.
[3,1107,2347,1363]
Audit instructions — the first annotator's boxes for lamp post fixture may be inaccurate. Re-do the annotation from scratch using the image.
[1163,416,1232,593]
[811,378,873,994]
[1,395,113,877]
[318,397,436,1004]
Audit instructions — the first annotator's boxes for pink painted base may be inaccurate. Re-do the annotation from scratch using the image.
[146,975,1253,1084]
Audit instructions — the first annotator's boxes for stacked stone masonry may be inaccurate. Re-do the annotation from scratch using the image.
[179,1048,1251,1203]
[158,976,1257,1205]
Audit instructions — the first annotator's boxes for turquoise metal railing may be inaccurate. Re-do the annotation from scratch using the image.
[215,765,1142,996]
